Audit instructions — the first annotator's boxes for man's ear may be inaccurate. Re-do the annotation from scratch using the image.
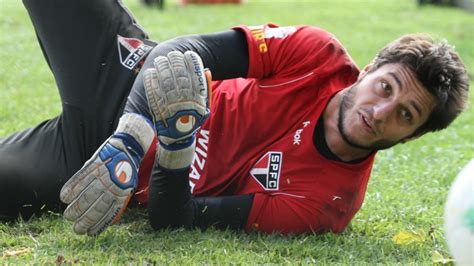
[359,63,373,79]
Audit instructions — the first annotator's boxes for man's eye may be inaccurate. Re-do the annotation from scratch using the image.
[381,81,392,95]
[401,109,412,122]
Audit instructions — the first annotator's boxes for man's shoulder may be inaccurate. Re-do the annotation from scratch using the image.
[235,23,335,41]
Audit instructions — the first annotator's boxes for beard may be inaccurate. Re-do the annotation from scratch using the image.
[337,84,401,151]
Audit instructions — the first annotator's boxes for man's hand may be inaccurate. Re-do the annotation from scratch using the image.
[60,113,154,236]
[144,51,211,170]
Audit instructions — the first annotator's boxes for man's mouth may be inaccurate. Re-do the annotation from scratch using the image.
[360,113,376,135]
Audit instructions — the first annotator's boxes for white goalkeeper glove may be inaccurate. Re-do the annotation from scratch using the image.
[144,51,211,171]
[59,113,155,236]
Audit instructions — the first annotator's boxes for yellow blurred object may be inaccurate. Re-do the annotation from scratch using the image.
[2,247,32,258]
[392,230,425,245]
[432,250,455,264]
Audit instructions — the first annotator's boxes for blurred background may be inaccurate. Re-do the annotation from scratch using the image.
[125,0,473,77]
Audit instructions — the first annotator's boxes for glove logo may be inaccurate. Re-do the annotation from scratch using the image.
[176,115,196,134]
[250,151,283,191]
[114,160,133,184]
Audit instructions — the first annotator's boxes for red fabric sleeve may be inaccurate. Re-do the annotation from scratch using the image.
[245,193,326,235]
[134,136,158,205]
[232,24,341,79]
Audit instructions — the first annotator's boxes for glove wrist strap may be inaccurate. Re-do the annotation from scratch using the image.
[157,139,195,171]
[115,113,155,154]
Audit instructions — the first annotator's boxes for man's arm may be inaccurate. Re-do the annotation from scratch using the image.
[160,30,250,80]
[147,166,326,234]
[148,167,254,231]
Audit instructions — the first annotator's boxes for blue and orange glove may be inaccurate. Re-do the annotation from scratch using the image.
[144,51,212,171]
[60,113,155,235]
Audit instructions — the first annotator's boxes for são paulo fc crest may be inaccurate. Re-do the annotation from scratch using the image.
[117,35,152,70]
[250,151,283,191]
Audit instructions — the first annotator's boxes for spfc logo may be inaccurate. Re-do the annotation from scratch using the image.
[250,151,282,190]
[117,35,152,70]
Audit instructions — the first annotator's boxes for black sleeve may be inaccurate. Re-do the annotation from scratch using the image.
[147,29,249,80]
[147,165,254,231]
[197,30,249,79]
[124,29,249,118]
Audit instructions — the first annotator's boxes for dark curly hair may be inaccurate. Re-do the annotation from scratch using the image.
[371,34,470,136]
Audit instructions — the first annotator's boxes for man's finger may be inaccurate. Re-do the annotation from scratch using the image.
[144,68,165,125]
[183,51,207,98]
[73,192,117,235]
[153,56,175,104]
[168,51,191,96]
[63,178,105,221]
[60,159,105,204]
[204,69,213,108]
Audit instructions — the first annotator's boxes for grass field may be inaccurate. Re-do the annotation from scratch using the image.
[1,0,473,264]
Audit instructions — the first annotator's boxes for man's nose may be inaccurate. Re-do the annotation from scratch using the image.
[373,101,396,123]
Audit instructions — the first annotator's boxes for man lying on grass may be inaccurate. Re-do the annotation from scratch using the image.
[0,0,469,236]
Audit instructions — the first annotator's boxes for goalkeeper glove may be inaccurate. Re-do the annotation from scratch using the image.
[144,51,211,171]
[60,113,155,235]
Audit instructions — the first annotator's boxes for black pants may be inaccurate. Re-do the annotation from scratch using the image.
[0,0,156,221]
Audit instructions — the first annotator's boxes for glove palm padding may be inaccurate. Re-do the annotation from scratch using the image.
[144,51,211,170]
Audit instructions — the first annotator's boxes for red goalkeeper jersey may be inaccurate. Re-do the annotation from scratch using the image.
[138,24,376,234]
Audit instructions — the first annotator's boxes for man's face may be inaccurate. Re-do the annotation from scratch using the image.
[338,63,436,151]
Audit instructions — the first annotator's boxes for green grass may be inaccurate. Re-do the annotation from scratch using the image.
[1,0,473,264]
